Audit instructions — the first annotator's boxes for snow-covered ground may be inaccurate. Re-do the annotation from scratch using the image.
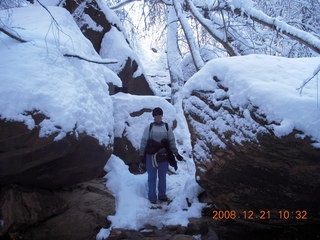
[97,154,203,234]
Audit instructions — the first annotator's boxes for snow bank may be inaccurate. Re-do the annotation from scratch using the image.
[183,54,320,146]
[0,6,121,145]
[100,154,204,233]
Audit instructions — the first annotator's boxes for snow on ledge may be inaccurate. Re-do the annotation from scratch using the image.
[182,54,320,146]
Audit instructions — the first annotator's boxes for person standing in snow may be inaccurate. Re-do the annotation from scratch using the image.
[139,107,183,204]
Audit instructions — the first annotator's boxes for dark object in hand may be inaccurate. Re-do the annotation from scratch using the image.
[140,155,145,163]
[139,162,146,172]
[175,153,184,161]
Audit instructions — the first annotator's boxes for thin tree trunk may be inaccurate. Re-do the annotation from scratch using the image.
[166,5,184,105]
[173,0,204,71]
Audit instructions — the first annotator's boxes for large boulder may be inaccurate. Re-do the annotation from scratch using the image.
[62,0,111,53]
[0,178,115,240]
[112,93,176,172]
[62,0,154,95]
[0,5,116,240]
[100,26,154,95]
[117,57,154,96]
[0,115,111,189]
[182,55,320,223]
[0,6,117,189]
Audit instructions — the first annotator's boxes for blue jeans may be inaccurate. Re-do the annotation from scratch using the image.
[146,154,169,201]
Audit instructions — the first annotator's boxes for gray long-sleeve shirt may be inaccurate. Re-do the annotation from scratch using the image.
[139,122,178,156]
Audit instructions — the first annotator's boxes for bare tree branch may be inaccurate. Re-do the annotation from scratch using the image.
[37,0,60,27]
[212,1,320,54]
[64,54,118,65]
[37,0,74,51]
[0,27,27,43]
[109,0,136,10]
[297,65,320,94]
[186,0,238,56]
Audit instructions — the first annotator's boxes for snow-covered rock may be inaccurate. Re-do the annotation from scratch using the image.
[100,26,154,95]
[62,0,113,53]
[62,0,154,95]
[183,54,320,220]
[0,6,118,188]
[0,6,117,238]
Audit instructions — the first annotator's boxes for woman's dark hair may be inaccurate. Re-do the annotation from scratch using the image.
[152,107,163,116]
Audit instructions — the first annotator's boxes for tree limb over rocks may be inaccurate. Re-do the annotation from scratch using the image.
[64,53,118,65]
[0,27,27,43]
[186,0,238,57]
[109,0,136,10]
[218,0,320,54]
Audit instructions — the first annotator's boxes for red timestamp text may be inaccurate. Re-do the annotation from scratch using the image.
[212,210,308,220]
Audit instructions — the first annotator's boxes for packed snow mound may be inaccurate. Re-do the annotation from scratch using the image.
[0,6,122,145]
[183,54,320,147]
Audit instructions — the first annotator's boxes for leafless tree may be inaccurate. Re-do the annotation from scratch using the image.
[103,0,320,103]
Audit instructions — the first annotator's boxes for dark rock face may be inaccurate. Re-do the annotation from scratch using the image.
[117,58,154,96]
[113,108,152,173]
[113,135,140,173]
[0,184,67,238]
[183,77,320,223]
[0,178,115,240]
[0,114,112,189]
[62,0,111,53]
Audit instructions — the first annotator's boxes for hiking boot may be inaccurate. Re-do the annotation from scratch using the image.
[149,199,157,204]
[159,197,170,202]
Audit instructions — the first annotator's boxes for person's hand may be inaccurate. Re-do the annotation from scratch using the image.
[175,153,184,161]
